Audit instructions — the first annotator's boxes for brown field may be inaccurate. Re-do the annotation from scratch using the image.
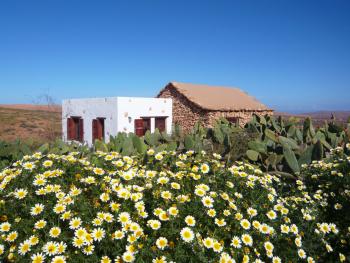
[0,105,61,142]
[276,111,350,127]
[0,104,348,142]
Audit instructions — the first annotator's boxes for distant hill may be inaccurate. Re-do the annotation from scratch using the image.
[0,104,61,142]
[275,111,350,127]
[300,111,350,122]
[0,104,61,112]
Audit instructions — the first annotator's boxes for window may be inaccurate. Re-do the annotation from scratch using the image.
[226,117,239,125]
[92,118,105,142]
[67,117,84,142]
[155,117,166,132]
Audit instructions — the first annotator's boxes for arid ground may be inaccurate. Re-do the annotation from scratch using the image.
[0,104,61,142]
[0,104,348,142]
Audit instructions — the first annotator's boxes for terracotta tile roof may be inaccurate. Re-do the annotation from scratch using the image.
[158,82,272,111]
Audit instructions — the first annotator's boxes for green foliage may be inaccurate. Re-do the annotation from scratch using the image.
[245,115,349,178]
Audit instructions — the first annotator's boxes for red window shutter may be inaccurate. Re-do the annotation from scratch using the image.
[155,117,166,132]
[226,117,239,125]
[92,119,98,142]
[143,118,151,133]
[135,119,144,136]
[67,118,75,140]
[97,119,104,140]
[78,118,84,142]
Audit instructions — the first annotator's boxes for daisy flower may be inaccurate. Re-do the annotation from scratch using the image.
[49,227,61,238]
[122,251,135,262]
[231,236,242,248]
[31,253,46,263]
[185,216,196,226]
[202,196,214,208]
[0,222,11,232]
[203,237,214,248]
[92,228,106,242]
[241,234,253,246]
[69,217,82,229]
[240,219,251,230]
[31,204,45,216]
[156,237,168,250]
[180,227,194,243]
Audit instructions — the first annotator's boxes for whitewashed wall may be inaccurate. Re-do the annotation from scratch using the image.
[62,97,172,145]
[62,97,119,145]
[116,97,172,134]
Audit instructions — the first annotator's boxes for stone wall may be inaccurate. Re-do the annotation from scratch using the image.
[158,86,274,133]
[158,87,205,133]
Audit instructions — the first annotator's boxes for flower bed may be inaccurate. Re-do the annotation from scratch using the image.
[0,149,346,262]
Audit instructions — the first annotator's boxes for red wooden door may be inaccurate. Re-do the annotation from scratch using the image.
[155,117,166,132]
[143,118,151,133]
[135,119,144,136]
[67,118,75,140]
[92,119,98,142]
[78,118,84,141]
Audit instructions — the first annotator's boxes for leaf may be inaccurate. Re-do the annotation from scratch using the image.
[248,140,266,153]
[246,150,259,161]
[265,129,278,143]
[38,143,49,153]
[184,135,194,150]
[283,146,300,173]
[132,136,147,154]
[279,136,299,150]
[312,140,324,160]
[298,145,314,166]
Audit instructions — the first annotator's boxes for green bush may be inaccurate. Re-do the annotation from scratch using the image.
[0,149,347,262]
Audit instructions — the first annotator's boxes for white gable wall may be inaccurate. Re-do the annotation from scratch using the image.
[62,97,172,145]
[62,97,119,145]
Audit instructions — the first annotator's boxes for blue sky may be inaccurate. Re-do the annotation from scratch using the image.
[0,0,349,112]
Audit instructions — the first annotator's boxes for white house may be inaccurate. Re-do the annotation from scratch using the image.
[62,97,172,145]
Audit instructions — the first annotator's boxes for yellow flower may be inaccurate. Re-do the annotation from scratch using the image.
[31,252,46,263]
[122,251,135,262]
[18,241,31,255]
[241,234,253,246]
[51,255,66,263]
[266,210,277,220]
[6,231,18,242]
[200,163,210,174]
[202,196,214,208]
[180,227,194,243]
[14,188,28,199]
[0,222,11,232]
[264,241,274,252]
[69,217,82,229]
[240,219,251,230]
[101,256,112,263]
[43,160,53,168]
[161,191,172,200]
[231,236,242,248]
[156,237,168,250]
[185,216,196,226]
[212,241,223,253]
[207,209,216,217]
[152,256,167,263]
[168,207,179,216]
[203,237,214,248]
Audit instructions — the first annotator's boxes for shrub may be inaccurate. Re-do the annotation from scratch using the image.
[300,144,350,261]
[0,150,345,262]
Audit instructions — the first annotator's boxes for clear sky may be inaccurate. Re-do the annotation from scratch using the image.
[0,0,349,112]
